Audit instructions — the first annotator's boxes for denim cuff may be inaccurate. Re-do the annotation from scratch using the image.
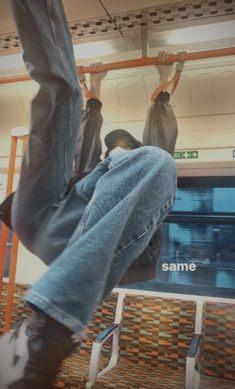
[86,98,102,112]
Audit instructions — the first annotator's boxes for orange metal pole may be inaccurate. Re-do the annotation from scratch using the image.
[0,47,235,84]
[2,135,29,332]
[0,74,30,84]
[77,46,235,74]
[0,137,17,298]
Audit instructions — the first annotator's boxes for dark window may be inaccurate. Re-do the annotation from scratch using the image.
[158,177,235,296]
[125,177,235,298]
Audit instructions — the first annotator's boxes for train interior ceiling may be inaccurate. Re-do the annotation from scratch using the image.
[0,0,235,297]
[0,2,235,389]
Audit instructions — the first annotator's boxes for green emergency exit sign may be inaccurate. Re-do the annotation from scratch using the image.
[174,150,199,159]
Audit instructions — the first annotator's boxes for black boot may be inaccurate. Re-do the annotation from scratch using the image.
[0,312,79,389]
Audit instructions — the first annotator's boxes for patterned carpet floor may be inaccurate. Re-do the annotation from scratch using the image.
[0,283,235,389]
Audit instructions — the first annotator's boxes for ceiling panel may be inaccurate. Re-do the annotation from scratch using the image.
[1,0,187,32]
[0,0,15,34]
[0,0,234,76]
[0,0,107,34]
[62,0,106,20]
[101,0,186,14]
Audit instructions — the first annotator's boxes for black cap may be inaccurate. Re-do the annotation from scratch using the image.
[104,129,142,150]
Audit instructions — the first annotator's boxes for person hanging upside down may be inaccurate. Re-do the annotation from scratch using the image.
[0,1,183,388]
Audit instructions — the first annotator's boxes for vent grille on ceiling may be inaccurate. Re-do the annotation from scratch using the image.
[0,0,234,53]
[70,0,234,38]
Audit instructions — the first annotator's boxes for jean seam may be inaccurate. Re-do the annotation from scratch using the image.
[45,0,57,44]
[68,197,95,246]
[113,196,174,259]
[113,223,158,260]
[67,160,111,243]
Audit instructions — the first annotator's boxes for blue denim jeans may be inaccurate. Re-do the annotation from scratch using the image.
[11,0,177,333]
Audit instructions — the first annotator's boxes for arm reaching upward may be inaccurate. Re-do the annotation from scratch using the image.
[151,51,184,101]
[72,69,107,187]
[143,51,184,155]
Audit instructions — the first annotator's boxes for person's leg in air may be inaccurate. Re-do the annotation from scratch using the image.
[143,51,184,155]
[137,51,184,286]
[73,67,107,178]
[0,3,177,389]
[0,1,83,388]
